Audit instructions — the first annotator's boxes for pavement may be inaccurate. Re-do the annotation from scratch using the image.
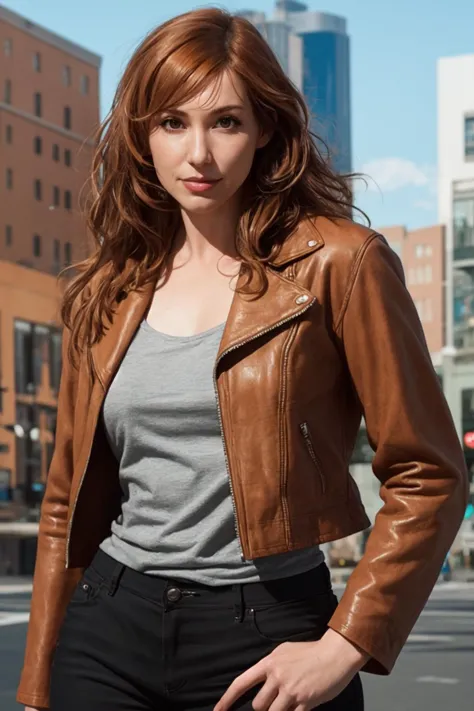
[1,578,473,710]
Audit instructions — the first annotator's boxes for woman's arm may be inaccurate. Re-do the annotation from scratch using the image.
[328,233,469,674]
[16,326,84,708]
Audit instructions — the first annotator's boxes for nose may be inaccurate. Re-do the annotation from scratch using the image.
[187,127,212,166]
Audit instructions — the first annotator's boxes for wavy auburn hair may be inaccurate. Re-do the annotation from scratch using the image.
[62,6,361,365]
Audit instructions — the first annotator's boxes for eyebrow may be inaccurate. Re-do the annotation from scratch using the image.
[162,104,245,116]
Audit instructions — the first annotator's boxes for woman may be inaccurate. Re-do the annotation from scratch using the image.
[18,7,468,711]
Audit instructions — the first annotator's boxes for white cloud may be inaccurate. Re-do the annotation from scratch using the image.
[414,199,435,211]
[358,158,434,193]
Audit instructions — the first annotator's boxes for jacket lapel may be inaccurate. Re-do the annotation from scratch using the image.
[90,278,156,392]
[91,219,325,391]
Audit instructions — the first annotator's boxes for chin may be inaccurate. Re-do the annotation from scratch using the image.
[179,195,225,213]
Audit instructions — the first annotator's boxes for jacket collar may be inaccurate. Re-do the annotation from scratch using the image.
[91,219,324,392]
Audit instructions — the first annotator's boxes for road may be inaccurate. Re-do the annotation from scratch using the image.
[0,581,473,710]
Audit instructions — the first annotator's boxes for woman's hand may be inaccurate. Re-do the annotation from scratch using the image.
[25,706,47,710]
[213,629,369,711]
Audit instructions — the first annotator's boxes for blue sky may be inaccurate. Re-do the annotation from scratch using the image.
[2,0,473,229]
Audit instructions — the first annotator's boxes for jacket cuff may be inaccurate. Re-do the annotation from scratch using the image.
[327,610,399,675]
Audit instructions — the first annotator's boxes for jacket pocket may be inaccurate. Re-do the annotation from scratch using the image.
[299,421,326,495]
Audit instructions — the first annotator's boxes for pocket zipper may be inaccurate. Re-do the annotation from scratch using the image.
[299,421,326,494]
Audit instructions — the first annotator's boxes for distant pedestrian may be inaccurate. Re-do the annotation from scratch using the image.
[17,7,469,711]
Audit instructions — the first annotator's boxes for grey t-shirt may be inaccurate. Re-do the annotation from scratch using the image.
[100,318,324,585]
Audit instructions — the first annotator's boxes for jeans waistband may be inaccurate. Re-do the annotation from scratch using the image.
[89,548,332,611]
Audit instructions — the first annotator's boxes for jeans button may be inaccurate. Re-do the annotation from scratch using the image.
[166,586,182,602]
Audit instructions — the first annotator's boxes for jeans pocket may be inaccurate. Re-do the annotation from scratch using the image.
[247,591,338,644]
[69,565,105,606]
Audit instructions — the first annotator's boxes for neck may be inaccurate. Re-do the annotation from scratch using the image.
[176,195,242,264]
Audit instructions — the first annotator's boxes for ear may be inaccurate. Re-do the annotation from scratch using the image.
[256,129,273,150]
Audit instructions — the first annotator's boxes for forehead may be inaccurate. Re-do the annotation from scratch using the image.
[173,70,248,113]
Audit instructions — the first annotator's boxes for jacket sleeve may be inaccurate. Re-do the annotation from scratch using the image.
[16,326,84,709]
[327,233,469,675]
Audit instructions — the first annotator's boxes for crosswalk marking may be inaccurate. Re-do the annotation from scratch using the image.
[0,613,30,627]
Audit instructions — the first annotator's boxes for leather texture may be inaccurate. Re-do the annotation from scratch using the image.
[17,216,469,707]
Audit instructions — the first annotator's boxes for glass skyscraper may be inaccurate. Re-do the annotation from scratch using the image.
[238,2,352,174]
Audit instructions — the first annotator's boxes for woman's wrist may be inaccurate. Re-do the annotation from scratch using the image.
[319,628,370,673]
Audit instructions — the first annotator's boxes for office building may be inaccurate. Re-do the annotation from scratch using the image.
[238,2,352,173]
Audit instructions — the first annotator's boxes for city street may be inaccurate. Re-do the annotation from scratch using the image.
[0,580,472,710]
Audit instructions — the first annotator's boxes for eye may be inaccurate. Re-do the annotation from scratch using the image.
[160,117,183,131]
[216,115,241,129]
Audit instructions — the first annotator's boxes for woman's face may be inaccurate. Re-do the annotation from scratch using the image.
[148,70,270,214]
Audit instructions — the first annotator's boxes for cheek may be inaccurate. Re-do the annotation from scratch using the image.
[219,138,257,182]
[149,142,179,187]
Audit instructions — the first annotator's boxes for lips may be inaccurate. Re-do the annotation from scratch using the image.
[182,177,221,193]
[182,177,219,183]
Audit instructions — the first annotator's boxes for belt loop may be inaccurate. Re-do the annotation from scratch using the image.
[107,562,125,597]
[232,583,245,623]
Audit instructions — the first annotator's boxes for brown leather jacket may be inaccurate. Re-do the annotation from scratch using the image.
[17,217,468,707]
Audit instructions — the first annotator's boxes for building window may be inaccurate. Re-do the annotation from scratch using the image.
[33,234,42,257]
[465,117,474,159]
[415,244,425,259]
[14,321,34,394]
[80,74,90,95]
[453,267,474,349]
[416,266,425,284]
[5,225,13,246]
[0,470,11,503]
[453,197,474,261]
[6,168,13,189]
[53,186,60,207]
[5,124,13,144]
[414,300,424,321]
[49,329,62,392]
[34,92,42,117]
[14,321,50,396]
[424,299,433,323]
[425,264,432,283]
[52,143,60,161]
[64,242,72,265]
[62,65,72,87]
[4,38,12,56]
[64,190,72,210]
[34,179,42,201]
[53,239,61,263]
[64,149,72,167]
[33,51,41,72]
[33,136,43,155]
[4,79,11,104]
[63,106,72,130]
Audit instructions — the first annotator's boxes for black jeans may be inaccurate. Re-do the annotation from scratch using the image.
[50,549,364,710]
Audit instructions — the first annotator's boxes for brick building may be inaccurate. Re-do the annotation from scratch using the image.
[0,7,100,570]
[0,5,100,271]
[381,224,446,357]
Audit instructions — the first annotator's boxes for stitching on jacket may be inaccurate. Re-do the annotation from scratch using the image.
[333,232,381,335]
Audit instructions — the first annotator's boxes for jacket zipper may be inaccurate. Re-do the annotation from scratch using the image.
[299,421,326,494]
[279,322,299,548]
[213,296,315,562]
